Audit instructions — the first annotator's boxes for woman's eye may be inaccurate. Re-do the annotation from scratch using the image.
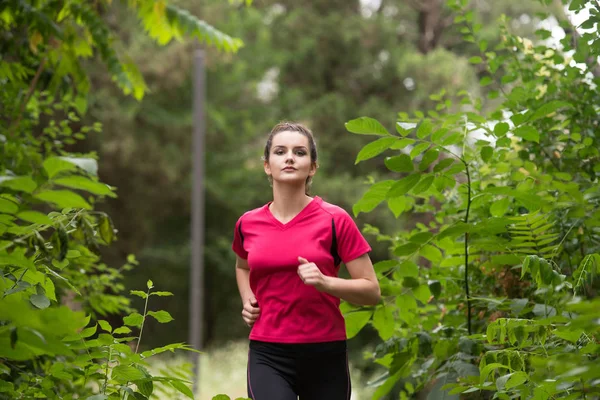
[295,151,306,156]
[274,150,284,155]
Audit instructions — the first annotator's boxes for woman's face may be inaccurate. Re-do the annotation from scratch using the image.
[264,130,316,187]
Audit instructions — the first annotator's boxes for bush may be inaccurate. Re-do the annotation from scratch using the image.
[0,1,240,398]
[344,0,600,398]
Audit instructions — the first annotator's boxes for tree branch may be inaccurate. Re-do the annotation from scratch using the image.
[10,56,47,137]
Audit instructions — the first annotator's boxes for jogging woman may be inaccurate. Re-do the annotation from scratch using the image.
[232,122,380,400]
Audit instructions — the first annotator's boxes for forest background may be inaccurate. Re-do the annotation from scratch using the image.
[1,0,599,399]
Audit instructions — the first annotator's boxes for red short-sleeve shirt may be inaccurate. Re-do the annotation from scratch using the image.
[232,196,371,343]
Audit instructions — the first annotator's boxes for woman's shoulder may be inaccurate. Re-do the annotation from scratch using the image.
[236,203,268,224]
[316,197,352,220]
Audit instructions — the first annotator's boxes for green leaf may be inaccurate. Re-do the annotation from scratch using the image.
[147,280,154,289]
[428,280,442,298]
[169,379,194,399]
[505,371,528,389]
[396,294,417,311]
[86,395,108,400]
[395,261,418,278]
[372,306,395,340]
[130,290,148,299]
[396,122,415,136]
[124,312,144,327]
[433,158,455,172]
[99,215,115,244]
[0,177,37,193]
[355,137,397,163]
[372,371,402,399]
[385,154,413,172]
[412,175,434,194]
[513,126,540,143]
[30,293,51,309]
[58,157,98,176]
[212,396,231,400]
[53,176,115,197]
[419,149,439,171]
[494,122,509,136]
[431,128,449,143]
[390,138,415,149]
[553,328,583,343]
[410,143,430,159]
[480,76,493,86]
[16,211,52,225]
[43,157,77,178]
[529,100,571,122]
[409,232,433,244]
[394,243,420,256]
[113,326,132,335]
[387,196,407,218]
[469,56,483,64]
[112,365,147,383]
[344,310,373,339]
[135,379,154,397]
[373,260,397,274]
[345,117,390,136]
[413,285,431,304]
[387,174,421,198]
[420,245,442,263]
[151,291,174,297]
[98,320,112,333]
[0,198,18,214]
[353,181,394,216]
[490,197,510,217]
[34,190,91,210]
[481,146,493,162]
[416,120,433,139]
[147,310,174,323]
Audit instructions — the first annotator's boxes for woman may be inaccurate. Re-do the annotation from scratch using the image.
[232,122,380,400]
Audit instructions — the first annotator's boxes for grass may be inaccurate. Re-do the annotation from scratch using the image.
[147,340,375,400]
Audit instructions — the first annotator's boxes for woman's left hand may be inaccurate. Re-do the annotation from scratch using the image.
[297,257,330,292]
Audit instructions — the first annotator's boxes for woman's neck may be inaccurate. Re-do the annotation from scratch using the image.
[269,183,313,223]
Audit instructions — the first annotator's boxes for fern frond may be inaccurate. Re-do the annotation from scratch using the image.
[69,3,147,99]
[573,253,600,295]
[165,5,244,52]
[132,1,243,52]
[507,212,560,257]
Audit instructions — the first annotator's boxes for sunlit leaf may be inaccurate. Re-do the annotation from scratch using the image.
[345,117,390,136]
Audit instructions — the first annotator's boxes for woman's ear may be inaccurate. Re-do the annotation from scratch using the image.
[309,162,318,177]
[264,159,271,176]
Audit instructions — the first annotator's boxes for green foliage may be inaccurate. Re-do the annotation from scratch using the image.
[346,0,600,398]
[1,0,241,398]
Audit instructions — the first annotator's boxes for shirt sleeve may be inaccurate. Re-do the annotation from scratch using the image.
[232,216,248,259]
[335,210,371,263]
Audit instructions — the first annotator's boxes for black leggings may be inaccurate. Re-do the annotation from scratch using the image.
[247,340,351,400]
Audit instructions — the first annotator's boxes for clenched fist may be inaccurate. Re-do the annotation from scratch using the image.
[242,296,260,328]
[297,257,330,292]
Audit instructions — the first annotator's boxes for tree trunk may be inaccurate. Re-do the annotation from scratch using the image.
[414,0,448,54]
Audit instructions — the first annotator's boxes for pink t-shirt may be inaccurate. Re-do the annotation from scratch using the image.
[232,196,371,343]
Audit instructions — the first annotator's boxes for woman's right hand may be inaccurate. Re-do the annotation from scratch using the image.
[242,296,260,328]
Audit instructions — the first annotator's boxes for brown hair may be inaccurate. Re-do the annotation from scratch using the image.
[263,122,318,195]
